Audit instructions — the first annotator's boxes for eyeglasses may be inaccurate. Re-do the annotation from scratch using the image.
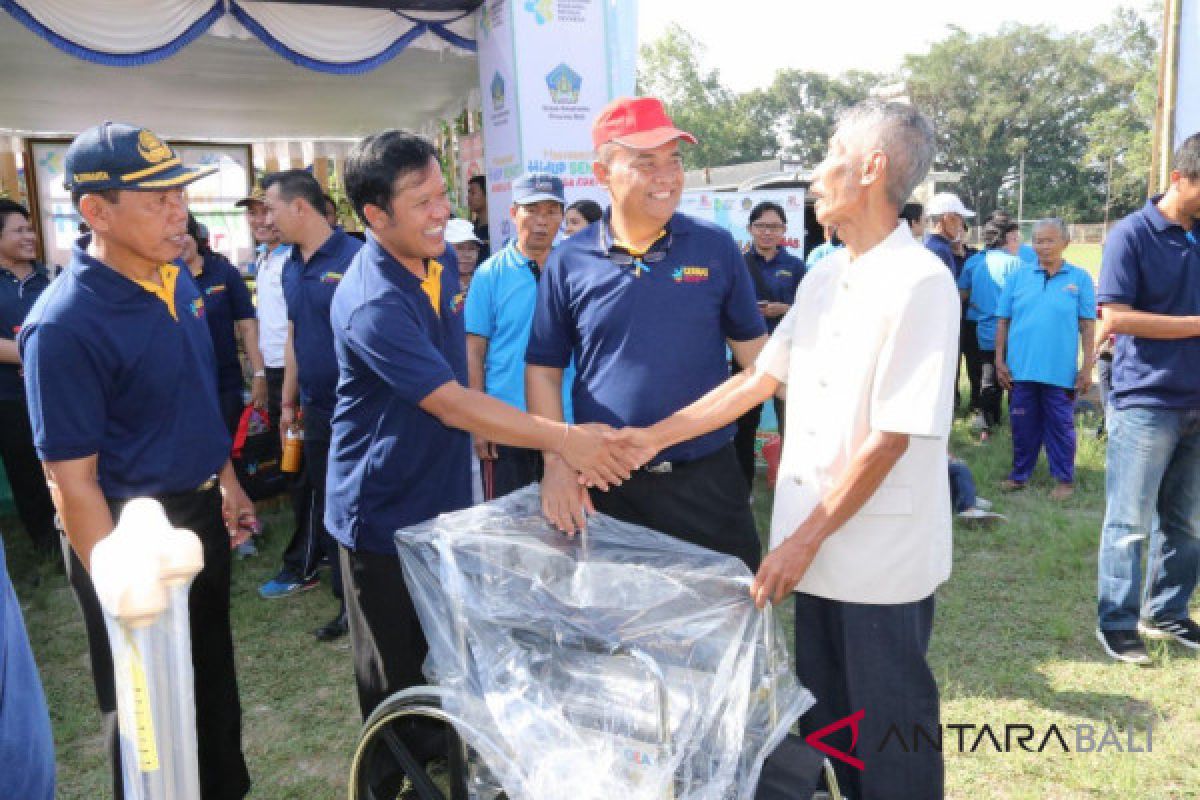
[608,232,673,277]
[750,223,785,233]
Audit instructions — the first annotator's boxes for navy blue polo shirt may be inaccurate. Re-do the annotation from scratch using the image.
[282,229,362,422]
[526,211,766,464]
[18,239,230,499]
[187,252,256,393]
[745,247,805,333]
[0,263,50,402]
[325,232,471,555]
[1099,196,1200,410]
[924,233,959,279]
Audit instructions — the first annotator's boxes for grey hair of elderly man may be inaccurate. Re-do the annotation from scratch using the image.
[1032,217,1071,240]
[832,101,937,210]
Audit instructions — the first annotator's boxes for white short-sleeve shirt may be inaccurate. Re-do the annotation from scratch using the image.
[756,222,960,604]
[255,244,292,369]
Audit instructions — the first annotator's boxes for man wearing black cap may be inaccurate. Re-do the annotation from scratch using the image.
[465,172,568,498]
[19,122,252,799]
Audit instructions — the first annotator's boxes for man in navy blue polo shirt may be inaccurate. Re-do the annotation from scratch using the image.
[526,96,768,566]
[0,199,56,555]
[262,169,361,639]
[180,214,266,436]
[19,122,252,799]
[1095,132,1200,664]
[465,172,572,499]
[326,130,637,738]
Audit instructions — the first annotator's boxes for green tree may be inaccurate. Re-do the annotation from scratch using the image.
[637,24,778,169]
[747,69,881,166]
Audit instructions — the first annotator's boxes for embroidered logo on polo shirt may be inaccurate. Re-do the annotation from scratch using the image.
[1065,284,1079,294]
[189,297,206,319]
[319,271,343,285]
[204,285,227,296]
[672,266,710,284]
[450,291,466,314]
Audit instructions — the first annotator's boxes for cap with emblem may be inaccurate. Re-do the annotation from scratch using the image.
[234,186,267,209]
[591,96,698,150]
[63,122,216,193]
[511,173,565,206]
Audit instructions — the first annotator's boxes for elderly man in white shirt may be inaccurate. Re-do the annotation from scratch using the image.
[619,101,959,799]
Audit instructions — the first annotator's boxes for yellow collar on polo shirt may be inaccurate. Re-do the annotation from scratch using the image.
[611,228,667,258]
[421,259,443,315]
[132,264,179,320]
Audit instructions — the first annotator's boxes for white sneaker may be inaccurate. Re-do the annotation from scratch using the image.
[956,508,1007,527]
[975,497,993,510]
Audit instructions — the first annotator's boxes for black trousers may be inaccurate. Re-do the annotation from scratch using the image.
[340,545,446,760]
[482,445,543,500]
[265,369,319,580]
[794,592,942,800]
[978,349,1004,429]
[303,410,342,599]
[960,319,983,413]
[0,399,57,554]
[589,443,761,571]
[65,486,250,799]
[217,387,244,439]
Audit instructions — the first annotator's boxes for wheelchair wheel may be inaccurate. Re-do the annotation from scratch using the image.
[348,686,507,800]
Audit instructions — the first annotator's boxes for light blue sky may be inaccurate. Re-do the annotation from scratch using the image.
[639,0,1151,91]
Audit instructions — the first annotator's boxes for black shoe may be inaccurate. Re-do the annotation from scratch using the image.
[1138,617,1200,649]
[1096,628,1152,665]
[314,609,348,642]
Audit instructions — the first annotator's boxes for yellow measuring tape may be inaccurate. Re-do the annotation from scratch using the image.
[128,641,160,772]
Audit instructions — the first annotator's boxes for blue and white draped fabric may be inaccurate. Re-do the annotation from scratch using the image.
[0,0,476,71]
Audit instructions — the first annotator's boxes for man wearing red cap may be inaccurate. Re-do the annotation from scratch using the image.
[525,96,768,567]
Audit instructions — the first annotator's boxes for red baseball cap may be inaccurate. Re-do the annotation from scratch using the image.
[591,96,698,150]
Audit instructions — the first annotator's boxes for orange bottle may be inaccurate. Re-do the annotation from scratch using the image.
[281,426,304,473]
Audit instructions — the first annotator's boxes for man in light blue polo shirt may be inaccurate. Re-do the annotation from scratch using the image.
[1095,132,1200,664]
[465,173,572,498]
[994,218,1095,500]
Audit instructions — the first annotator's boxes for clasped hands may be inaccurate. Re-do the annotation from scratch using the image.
[557,423,660,491]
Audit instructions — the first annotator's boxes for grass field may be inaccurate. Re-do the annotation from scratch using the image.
[7,401,1199,798]
[1063,243,1101,276]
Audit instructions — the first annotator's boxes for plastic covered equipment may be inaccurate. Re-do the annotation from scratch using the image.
[91,498,204,800]
[396,487,814,800]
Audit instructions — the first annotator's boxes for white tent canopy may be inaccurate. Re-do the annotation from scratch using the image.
[0,0,481,141]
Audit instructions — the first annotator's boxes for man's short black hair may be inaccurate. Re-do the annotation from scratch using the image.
[899,202,923,224]
[468,174,486,192]
[344,130,439,225]
[982,220,1018,251]
[0,198,30,234]
[1175,132,1200,180]
[261,169,326,216]
[69,188,120,212]
[566,198,603,225]
[749,201,786,226]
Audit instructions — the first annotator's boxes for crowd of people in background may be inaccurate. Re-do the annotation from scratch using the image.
[1,92,1199,800]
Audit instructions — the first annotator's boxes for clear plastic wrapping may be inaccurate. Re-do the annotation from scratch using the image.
[395,487,814,800]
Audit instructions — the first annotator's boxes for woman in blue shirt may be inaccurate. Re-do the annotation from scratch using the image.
[733,201,805,488]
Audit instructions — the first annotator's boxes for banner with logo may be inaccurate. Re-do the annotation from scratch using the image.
[476,0,636,250]
[680,189,807,257]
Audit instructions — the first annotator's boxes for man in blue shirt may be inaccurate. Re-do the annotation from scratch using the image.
[1095,133,1200,664]
[995,219,1095,500]
[526,96,768,566]
[19,122,252,799]
[465,172,568,499]
[959,218,1023,435]
[0,199,56,555]
[263,169,362,639]
[325,130,637,743]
